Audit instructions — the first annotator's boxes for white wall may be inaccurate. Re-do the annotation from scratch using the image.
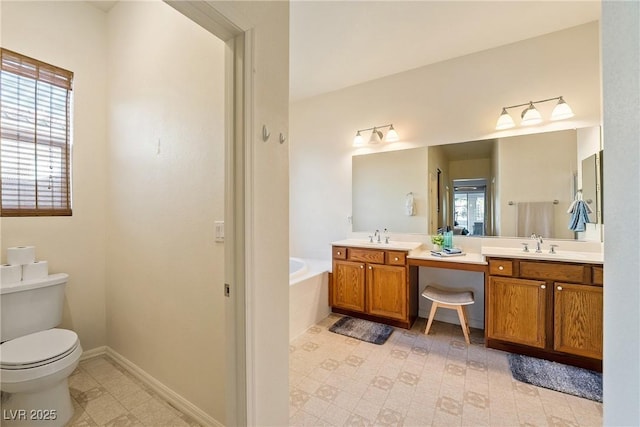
[0,1,108,352]
[290,22,601,261]
[105,1,225,421]
[602,2,640,425]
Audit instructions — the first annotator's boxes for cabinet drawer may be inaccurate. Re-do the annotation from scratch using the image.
[387,251,406,266]
[520,261,586,283]
[489,260,513,276]
[592,266,603,285]
[349,248,385,264]
[333,247,347,259]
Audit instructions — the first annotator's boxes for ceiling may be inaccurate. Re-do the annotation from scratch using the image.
[290,1,600,101]
[85,1,601,102]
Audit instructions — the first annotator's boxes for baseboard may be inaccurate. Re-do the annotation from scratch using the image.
[105,347,222,427]
[80,346,107,361]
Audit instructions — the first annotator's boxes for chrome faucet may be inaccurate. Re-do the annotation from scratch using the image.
[374,229,381,243]
[531,234,543,253]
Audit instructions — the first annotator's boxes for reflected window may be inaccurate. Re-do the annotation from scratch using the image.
[453,179,486,236]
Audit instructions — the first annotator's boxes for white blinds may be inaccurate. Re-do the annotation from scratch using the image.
[0,48,73,216]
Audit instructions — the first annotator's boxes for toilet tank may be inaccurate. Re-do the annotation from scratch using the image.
[0,273,68,342]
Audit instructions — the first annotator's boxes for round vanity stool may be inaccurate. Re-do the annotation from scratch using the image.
[421,284,475,344]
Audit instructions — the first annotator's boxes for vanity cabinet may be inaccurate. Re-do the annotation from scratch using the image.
[487,276,547,349]
[486,257,603,371]
[330,246,416,329]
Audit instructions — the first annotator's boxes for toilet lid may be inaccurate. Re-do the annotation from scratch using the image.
[0,328,79,369]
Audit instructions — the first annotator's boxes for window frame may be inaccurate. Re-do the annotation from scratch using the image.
[0,48,73,217]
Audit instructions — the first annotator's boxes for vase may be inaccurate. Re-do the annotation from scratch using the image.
[432,244,442,251]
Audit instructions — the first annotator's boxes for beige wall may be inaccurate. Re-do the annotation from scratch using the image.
[105,1,225,420]
[0,1,108,351]
[290,21,601,260]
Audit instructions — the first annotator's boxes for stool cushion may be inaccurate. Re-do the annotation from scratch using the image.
[421,285,474,306]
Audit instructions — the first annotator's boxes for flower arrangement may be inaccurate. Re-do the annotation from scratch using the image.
[431,234,444,246]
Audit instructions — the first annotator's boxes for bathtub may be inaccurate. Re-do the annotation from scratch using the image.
[289,257,331,341]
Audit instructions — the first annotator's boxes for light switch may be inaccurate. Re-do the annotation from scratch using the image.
[215,221,224,242]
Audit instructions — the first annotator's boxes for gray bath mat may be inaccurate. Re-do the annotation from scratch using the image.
[329,316,394,345]
[508,353,602,402]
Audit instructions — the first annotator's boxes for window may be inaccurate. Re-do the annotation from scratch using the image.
[0,48,73,216]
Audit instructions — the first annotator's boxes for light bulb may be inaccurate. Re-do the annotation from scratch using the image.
[353,131,365,147]
[495,108,515,130]
[521,102,542,126]
[385,125,399,142]
[551,97,574,120]
[369,128,382,144]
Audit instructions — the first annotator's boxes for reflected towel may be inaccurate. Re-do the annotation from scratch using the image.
[405,193,415,216]
[516,202,554,237]
[568,200,591,232]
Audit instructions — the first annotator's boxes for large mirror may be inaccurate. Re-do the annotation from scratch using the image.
[351,126,603,240]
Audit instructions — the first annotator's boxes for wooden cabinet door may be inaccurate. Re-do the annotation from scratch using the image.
[487,276,547,348]
[366,264,407,320]
[332,260,366,312]
[554,283,603,359]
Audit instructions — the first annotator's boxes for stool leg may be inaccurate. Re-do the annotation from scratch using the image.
[425,302,439,336]
[456,305,471,344]
[462,306,472,337]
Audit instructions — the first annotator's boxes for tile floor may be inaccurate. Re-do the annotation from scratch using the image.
[289,315,603,427]
[66,356,201,427]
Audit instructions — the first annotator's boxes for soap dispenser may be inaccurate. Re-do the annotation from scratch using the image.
[444,226,453,249]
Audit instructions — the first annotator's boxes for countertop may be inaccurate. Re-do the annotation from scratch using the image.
[331,239,423,252]
[408,250,487,265]
[481,246,604,264]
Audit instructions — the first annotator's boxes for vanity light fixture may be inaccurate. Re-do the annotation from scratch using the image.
[353,124,399,146]
[495,96,574,130]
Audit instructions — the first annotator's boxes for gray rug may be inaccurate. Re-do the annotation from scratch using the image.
[329,316,394,345]
[508,353,602,402]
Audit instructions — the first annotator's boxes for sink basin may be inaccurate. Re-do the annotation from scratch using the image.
[332,239,423,252]
[481,246,603,264]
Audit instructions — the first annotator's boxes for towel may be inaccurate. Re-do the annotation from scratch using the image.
[405,193,415,216]
[516,202,554,237]
[568,200,591,232]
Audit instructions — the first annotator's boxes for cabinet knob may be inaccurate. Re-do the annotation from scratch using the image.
[360,265,364,269]
[394,257,399,261]
[368,266,372,270]
[337,251,341,255]
[540,285,546,289]
[557,286,563,291]
[498,265,504,271]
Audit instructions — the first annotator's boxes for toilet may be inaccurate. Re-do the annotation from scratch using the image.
[1,273,82,427]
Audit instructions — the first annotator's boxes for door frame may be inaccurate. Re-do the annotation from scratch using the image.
[164,2,253,425]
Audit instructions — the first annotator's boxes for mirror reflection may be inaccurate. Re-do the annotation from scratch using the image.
[351,126,603,240]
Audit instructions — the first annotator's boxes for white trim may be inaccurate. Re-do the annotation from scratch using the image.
[80,346,107,361]
[106,347,222,427]
[242,28,256,427]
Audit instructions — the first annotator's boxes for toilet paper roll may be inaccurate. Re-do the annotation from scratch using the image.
[22,261,49,281]
[6,246,36,265]
[1,264,22,284]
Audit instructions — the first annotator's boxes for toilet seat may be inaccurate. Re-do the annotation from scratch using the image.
[1,329,79,370]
